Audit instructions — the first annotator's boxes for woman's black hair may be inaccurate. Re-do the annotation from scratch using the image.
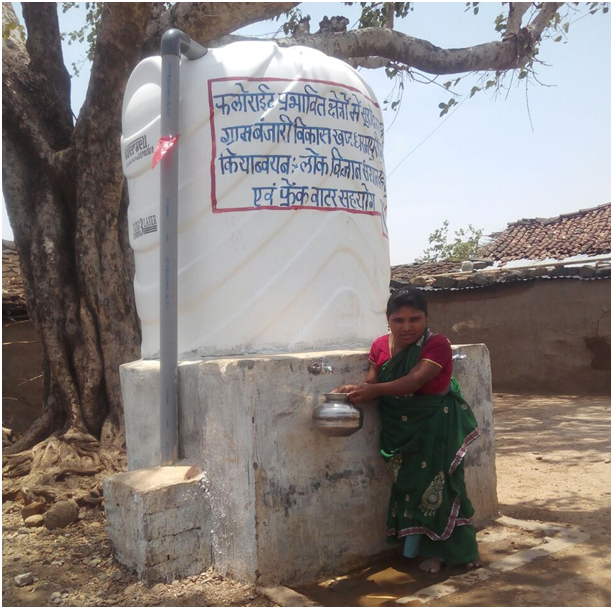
[386,288,428,317]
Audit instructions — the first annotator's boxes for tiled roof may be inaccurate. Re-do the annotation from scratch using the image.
[393,263,611,291]
[390,203,611,290]
[2,240,28,320]
[391,260,462,285]
[481,203,611,263]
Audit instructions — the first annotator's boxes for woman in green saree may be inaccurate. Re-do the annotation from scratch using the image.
[335,288,481,574]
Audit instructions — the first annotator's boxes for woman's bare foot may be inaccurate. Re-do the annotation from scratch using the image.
[465,559,482,569]
[419,558,442,574]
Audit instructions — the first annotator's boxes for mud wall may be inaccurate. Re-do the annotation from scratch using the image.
[426,278,611,394]
[2,320,43,433]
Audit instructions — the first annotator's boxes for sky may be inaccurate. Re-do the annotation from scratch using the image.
[2,2,611,265]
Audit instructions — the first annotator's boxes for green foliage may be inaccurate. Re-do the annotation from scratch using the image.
[578,2,609,16]
[415,220,484,263]
[494,12,507,33]
[381,65,405,112]
[276,7,305,36]
[61,2,103,75]
[464,2,480,16]
[435,2,609,119]
[343,2,413,29]
[438,97,457,117]
[2,19,25,42]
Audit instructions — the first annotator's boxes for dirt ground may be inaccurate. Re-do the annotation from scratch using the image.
[2,394,611,607]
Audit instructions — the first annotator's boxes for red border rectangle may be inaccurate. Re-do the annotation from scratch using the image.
[207,76,387,237]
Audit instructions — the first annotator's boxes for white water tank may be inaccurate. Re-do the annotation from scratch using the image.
[121,41,389,358]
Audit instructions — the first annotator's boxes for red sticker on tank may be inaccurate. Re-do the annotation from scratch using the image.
[151,135,180,168]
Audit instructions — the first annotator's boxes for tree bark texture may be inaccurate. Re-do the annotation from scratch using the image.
[2,2,150,456]
[2,1,563,464]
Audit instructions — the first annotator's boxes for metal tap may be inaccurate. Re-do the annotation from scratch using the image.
[309,357,334,375]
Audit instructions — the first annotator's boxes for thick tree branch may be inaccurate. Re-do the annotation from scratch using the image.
[506,3,532,36]
[385,3,395,29]
[74,3,152,143]
[276,28,524,74]
[2,87,56,165]
[142,2,299,55]
[528,2,564,38]
[202,3,565,76]
[276,1,566,76]
[21,2,72,146]
[2,5,57,167]
[347,56,390,70]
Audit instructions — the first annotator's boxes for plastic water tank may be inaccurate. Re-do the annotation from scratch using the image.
[122,41,389,358]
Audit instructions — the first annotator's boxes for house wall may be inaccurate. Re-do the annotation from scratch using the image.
[2,319,44,433]
[425,278,611,394]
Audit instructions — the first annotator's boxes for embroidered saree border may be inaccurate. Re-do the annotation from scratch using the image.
[387,424,480,542]
[449,428,480,475]
[387,495,474,541]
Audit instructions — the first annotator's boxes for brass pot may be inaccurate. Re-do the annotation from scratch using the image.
[313,393,363,437]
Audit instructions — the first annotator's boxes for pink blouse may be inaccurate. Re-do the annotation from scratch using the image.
[368,333,452,395]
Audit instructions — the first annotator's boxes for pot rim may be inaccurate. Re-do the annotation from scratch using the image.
[323,392,349,401]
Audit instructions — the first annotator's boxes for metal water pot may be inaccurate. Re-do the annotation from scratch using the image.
[313,393,364,437]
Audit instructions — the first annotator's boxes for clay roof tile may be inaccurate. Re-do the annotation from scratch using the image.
[481,203,611,263]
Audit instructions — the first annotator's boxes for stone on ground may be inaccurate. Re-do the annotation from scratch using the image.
[44,499,79,530]
[24,514,44,528]
[15,572,34,586]
[22,500,46,519]
[150,583,166,594]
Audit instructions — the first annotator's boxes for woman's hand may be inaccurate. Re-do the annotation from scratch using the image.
[332,385,358,394]
[348,383,381,404]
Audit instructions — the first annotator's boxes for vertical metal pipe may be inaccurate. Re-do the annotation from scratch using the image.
[159,30,207,466]
[159,52,180,466]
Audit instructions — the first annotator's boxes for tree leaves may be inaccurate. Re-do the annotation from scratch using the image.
[2,19,25,42]
[277,7,305,36]
[416,220,484,263]
[464,2,480,16]
[586,1,609,14]
[351,2,413,29]
[60,2,103,75]
[494,13,507,33]
[438,98,457,117]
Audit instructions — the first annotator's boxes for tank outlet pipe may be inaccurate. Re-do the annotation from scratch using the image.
[159,29,207,466]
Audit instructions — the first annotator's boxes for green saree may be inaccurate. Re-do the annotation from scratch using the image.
[379,330,480,564]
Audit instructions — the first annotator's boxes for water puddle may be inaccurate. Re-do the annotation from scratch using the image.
[294,520,576,606]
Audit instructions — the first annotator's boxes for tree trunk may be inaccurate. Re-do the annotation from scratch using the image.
[2,3,149,473]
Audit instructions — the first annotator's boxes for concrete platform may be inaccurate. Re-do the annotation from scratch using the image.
[114,345,497,584]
